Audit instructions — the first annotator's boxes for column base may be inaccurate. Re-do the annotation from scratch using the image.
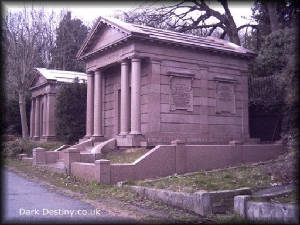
[119,131,129,136]
[40,136,57,142]
[129,131,142,135]
[116,134,146,147]
[91,136,106,142]
[33,136,40,141]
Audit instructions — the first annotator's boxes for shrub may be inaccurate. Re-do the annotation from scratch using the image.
[55,79,87,144]
[3,139,63,157]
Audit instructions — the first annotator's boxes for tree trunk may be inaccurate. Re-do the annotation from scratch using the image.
[266,2,280,32]
[19,92,29,139]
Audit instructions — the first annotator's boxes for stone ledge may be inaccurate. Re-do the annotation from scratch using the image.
[127,185,251,216]
[234,195,299,224]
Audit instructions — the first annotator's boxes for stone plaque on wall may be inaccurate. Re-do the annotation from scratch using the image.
[170,76,193,111]
[216,82,236,114]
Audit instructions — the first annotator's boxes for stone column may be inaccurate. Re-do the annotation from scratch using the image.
[130,58,142,135]
[34,97,40,139]
[30,98,35,138]
[42,95,47,137]
[93,69,103,137]
[86,71,94,137]
[46,93,56,139]
[120,60,130,135]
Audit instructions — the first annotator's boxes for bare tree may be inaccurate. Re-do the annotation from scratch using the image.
[120,0,258,45]
[3,8,56,139]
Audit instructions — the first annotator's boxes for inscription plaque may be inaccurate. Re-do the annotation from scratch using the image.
[216,82,235,113]
[170,76,193,111]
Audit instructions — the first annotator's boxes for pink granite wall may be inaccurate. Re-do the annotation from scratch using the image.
[240,144,283,163]
[109,145,175,183]
[133,41,250,145]
[71,162,95,182]
[70,143,283,184]
[185,145,238,173]
[45,151,59,163]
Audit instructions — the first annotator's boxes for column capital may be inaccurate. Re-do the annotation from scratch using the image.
[121,59,130,65]
[94,68,102,75]
[86,70,94,76]
[131,58,142,63]
[129,53,142,61]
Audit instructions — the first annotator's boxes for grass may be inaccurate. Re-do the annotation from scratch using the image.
[5,158,202,223]
[103,148,150,164]
[5,158,136,201]
[212,214,251,224]
[136,164,281,192]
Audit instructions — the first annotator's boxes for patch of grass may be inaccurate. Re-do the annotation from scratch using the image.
[5,158,203,224]
[5,158,136,202]
[137,164,280,192]
[103,148,150,164]
[212,214,251,224]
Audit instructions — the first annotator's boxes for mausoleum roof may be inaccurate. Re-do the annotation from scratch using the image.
[35,68,87,83]
[77,16,256,60]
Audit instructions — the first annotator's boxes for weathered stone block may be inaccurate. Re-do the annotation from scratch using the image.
[234,195,251,218]
[193,191,212,216]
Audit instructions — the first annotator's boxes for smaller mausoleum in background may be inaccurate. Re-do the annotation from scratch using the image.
[29,68,87,141]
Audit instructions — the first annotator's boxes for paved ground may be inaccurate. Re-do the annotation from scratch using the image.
[3,170,135,224]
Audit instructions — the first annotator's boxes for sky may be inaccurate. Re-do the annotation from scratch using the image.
[2,1,255,28]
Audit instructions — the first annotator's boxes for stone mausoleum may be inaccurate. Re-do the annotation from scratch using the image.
[77,16,256,147]
[26,17,283,186]
[29,68,87,141]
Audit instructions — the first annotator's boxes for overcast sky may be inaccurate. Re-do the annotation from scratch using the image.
[3,1,255,28]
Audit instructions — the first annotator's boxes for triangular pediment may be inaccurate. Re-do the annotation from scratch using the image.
[77,17,133,59]
[83,24,127,55]
[31,72,47,88]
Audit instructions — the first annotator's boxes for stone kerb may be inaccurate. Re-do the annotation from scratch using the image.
[95,160,111,184]
[234,195,299,223]
[128,185,251,216]
[32,147,46,165]
[63,147,80,174]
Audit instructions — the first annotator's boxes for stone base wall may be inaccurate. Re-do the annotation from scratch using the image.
[71,162,95,182]
[69,143,283,184]
[31,143,283,185]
